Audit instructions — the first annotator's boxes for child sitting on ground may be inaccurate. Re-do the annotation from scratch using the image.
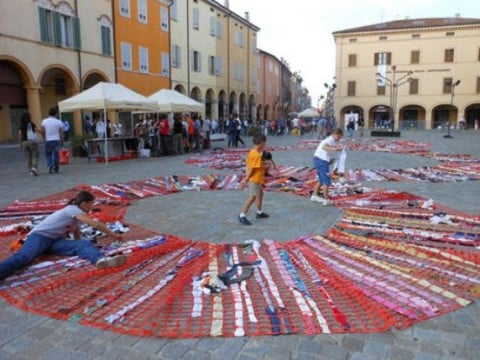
[262,151,277,176]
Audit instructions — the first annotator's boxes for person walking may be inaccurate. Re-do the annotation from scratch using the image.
[0,191,127,281]
[40,107,64,174]
[238,133,270,225]
[18,112,40,176]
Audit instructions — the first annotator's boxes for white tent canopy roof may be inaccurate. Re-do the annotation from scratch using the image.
[148,89,205,113]
[298,107,321,118]
[58,82,157,113]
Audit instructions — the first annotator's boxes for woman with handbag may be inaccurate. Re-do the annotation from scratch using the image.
[18,112,40,176]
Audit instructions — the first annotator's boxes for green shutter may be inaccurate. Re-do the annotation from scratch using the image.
[73,17,81,50]
[38,7,49,42]
[53,12,62,46]
[105,26,111,55]
[101,26,107,54]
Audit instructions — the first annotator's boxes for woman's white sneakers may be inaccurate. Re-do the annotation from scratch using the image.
[96,255,127,269]
[310,194,334,206]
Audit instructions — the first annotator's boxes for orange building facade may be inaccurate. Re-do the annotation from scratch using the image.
[113,0,170,96]
[256,50,282,121]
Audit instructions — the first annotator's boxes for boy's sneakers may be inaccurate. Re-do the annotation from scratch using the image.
[30,167,38,176]
[238,215,252,225]
[323,199,334,206]
[256,212,270,219]
[310,194,324,203]
[96,255,127,269]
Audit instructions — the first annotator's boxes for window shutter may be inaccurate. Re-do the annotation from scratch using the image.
[72,17,81,50]
[477,77,480,93]
[177,46,181,67]
[38,7,49,42]
[386,52,392,65]
[198,52,202,72]
[162,52,169,77]
[193,8,199,29]
[216,20,222,38]
[105,26,111,55]
[101,26,107,54]
[374,53,379,66]
[170,0,178,20]
[161,7,169,31]
[191,50,194,70]
[210,16,216,36]
[53,11,62,47]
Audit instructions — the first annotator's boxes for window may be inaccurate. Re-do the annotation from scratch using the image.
[160,7,168,31]
[216,20,222,38]
[55,77,66,96]
[139,46,149,73]
[192,8,199,29]
[171,44,181,68]
[409,78,419,95]
[208,55,215,75]
[234,63,244,80]
[38,7,80,49]
[347,81,356,96]
[268,60,273,73]
[170,0,178,21]
[268,83,272,96]
[161,52,169,77]
[121,42,132,70]
[214,56,223,76]
[209,16,216,36]
[234,30,244,47]
[101,25,112,56]
[374,52,391,65]
[377,86,386,96]
[348,54,357,67]
[478,48,480,61]
[192,50,201,72]
[119,0,130,18]
[253,36,257,52]
[446,32,455,37]
[138,0,147,23]
[412,33,421,39]
[379,36,387,41]
[411,50,420,64]
[444,49,454,63]
[443,77,453,94]
[477,77,480,93]
[349,38,357,43]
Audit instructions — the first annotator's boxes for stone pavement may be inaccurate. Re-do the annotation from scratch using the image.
[0,129,479,360]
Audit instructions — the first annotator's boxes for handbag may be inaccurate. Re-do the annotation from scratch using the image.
[26,123,38,142]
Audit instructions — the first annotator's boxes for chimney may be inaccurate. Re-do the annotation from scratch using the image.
[224,0,229,8]
[245,12,250,21]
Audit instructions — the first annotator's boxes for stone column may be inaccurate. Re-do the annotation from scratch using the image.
[25,86,42,126]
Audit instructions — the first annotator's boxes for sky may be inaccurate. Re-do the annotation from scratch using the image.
[229,0,480,106]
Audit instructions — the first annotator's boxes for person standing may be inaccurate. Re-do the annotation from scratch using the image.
[158,114,171,155]
[234,113,245,147]
[311,128,344,205]
[358,115,365,137]
[96,117,106,139]
[172,114,185,155]
[203,115,212,149]
[40,107,64,174]
[238,133,270,225]
[62,118,70,141]
[18,113,40,176]
[0,191,127,281]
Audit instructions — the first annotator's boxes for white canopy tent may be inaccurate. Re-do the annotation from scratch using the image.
[148,89,205,113]
[58,82,157,164]
[298,107,321,118]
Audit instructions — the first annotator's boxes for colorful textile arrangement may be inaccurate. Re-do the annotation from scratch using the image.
[0,166,479,338]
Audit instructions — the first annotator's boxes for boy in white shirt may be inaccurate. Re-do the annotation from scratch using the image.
[311,128,344,205]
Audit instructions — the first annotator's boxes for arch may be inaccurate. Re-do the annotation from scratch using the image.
[399,105,426,130]
[98,15,113,27]
[0,55,35,87]
[56,1,75,16]
[82,70,109,90]
[205,88,215,118]
[37,64,79,92]
[190,87,202,101]
[229,91,237,115]
[264,104,270,121]
[432,104,457,130]
[239,92,247,119]
[369,105,392,129]
[174,84,186,94]
[257,104,263,122]
[248,94,256,122]
[218,90,227,121]
[465,104,480,129]
[340,105,364,128]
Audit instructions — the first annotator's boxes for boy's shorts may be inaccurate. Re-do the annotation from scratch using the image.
[248,182,263,197]
[313,157,331,186]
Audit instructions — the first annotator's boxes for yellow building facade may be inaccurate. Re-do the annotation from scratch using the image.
[0,0,115,142]
[170,0,259,121]
[333,17,480,130]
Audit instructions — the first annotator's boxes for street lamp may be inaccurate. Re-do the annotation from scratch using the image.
[376,66,413,131]
[444,79,461,139]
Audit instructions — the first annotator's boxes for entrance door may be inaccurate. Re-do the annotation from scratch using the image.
[10,106,28,140]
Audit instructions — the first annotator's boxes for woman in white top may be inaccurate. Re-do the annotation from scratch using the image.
[0,191,126,280]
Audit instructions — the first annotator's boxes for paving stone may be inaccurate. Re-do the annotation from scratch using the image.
[77,340,108,358]
[181,350,213,360]
[100,346,145,360]
[1,335,33,355]
[390,346,415,360]
[319,343,349,360]
[159,342,191,359]
[363,339,391,359]
[341,335,365,352]
[212,338,247,359]
[133,337,168,355]
[195,337,226,351]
